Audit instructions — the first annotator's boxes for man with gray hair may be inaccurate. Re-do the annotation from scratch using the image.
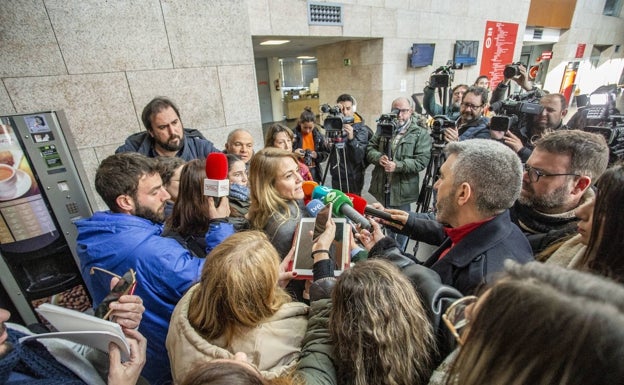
[372,139,533,294]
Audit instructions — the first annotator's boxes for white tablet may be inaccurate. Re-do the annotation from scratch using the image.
[291,217,350,279]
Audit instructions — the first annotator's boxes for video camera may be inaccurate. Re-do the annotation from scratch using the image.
[429,62,463,89]
[376,109,400,138]
[489,90,543,132]
[577,85,624,164]
[503,62,524,78]
[430,115,455,146]
[321,104,354,139]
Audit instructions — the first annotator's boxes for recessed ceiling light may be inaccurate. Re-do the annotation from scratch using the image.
[260,40,290,45]
[297,56,316,59]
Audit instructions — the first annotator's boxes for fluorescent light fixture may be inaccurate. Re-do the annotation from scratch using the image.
[260,40,290,45]
[297,56,316,59]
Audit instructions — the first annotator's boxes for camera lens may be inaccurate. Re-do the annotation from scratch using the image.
[503,64,519,78]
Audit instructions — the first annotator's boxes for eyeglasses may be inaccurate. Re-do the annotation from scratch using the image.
[442,295,478,345]
[460,103,483,111]
[524,164,580,183]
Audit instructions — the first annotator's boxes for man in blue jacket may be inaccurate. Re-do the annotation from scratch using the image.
[76,153,233,385]
[116,96,220,161]
[376,139,533,295]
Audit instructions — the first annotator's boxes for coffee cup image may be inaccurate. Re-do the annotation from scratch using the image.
[0,164,17,199]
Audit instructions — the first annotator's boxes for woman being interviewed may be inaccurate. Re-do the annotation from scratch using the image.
[248,147,309,259]
[166,230,308,384]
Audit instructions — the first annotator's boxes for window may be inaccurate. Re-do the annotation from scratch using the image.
[603,0,623,16]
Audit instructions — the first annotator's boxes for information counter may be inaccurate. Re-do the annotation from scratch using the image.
[284,96,319,120]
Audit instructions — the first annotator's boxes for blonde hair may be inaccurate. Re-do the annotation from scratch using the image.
[187,231,292,346]
[247,147,301,230]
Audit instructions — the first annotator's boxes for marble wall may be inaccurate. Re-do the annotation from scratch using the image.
[0,0,260,209]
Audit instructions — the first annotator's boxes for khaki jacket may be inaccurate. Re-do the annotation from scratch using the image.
[166,284,309,383]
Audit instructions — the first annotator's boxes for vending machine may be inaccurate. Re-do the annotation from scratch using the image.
[0,111,94,324]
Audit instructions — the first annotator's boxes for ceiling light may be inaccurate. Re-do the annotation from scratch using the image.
[260,40,290,45]
[297,56,316,59]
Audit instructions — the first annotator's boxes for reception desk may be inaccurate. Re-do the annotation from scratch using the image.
[284,96,319,120]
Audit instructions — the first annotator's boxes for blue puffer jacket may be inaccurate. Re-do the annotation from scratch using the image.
[75,211,234,385]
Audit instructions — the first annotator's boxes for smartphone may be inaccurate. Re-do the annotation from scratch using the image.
[94,269,137,320]
[313,203,331,241]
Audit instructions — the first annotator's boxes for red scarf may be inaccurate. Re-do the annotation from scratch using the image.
[438,216,495,260]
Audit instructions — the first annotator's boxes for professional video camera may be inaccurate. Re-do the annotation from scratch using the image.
[430,66,452,88]
[430,115,455,146]
[503,62,524,78]
[489,90,543,132]
[585,115,624,163]
[376,110,399,138]
[574,84,624,164]
[320,104,354,139]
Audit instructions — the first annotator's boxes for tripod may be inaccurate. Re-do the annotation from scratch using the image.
[321,139,351,192]
[416,142,445,213]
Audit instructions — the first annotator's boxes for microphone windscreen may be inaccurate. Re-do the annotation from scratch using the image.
[345,193,368,215]
[305,199,325,217]
[311,185,331,201]
[205,152,228,180]
[489,101,503,113]
[302,181,319,198]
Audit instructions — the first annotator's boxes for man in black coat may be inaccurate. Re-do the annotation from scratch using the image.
[371,139,533,295]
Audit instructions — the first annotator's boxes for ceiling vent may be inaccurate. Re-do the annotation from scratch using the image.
[533,28,544,40]
[308,1,343,26]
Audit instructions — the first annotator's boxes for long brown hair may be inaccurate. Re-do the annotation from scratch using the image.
[579,164,624,282]
[331,259,437,385]
[165,159,211,236]
[446,261,624,385]
[187,231,292,346]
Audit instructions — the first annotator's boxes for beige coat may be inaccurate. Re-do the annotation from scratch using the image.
[166,284,309,383]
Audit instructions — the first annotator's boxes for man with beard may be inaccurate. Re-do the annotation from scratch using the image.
[510,130,609,253]
[442,86,491,142]
[490,65,569,162]
[367,139,533,295]
[423,83,469,121]
[116,97,220,161]
[76,153,233,385]
[367,96,431,252]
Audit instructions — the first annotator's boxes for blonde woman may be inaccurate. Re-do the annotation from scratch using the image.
[166,231,308,383]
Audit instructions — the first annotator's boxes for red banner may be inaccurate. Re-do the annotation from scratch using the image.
[575,44,586,59]
[480,21,519,88]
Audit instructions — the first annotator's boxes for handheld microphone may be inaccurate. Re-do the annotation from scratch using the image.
[322,189,371,230]
[345,193,404,225]
[204,152,229,205]
[305,199,325,217]
[302,180,319,204]
[311,185,331,201]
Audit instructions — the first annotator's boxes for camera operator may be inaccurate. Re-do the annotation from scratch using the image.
[328,93,372,194]
[490,64,568,162]
[423,83,468,120]
[443,86,491,142]
[366,97,432,251]
[294,107,330,183]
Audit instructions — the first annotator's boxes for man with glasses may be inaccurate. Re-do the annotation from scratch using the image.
[510,130,609,253]
[423,83,469,121]
[367,96,432,251]
[443,86,490,142]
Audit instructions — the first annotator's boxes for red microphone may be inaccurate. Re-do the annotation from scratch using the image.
[204,153,229,204]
